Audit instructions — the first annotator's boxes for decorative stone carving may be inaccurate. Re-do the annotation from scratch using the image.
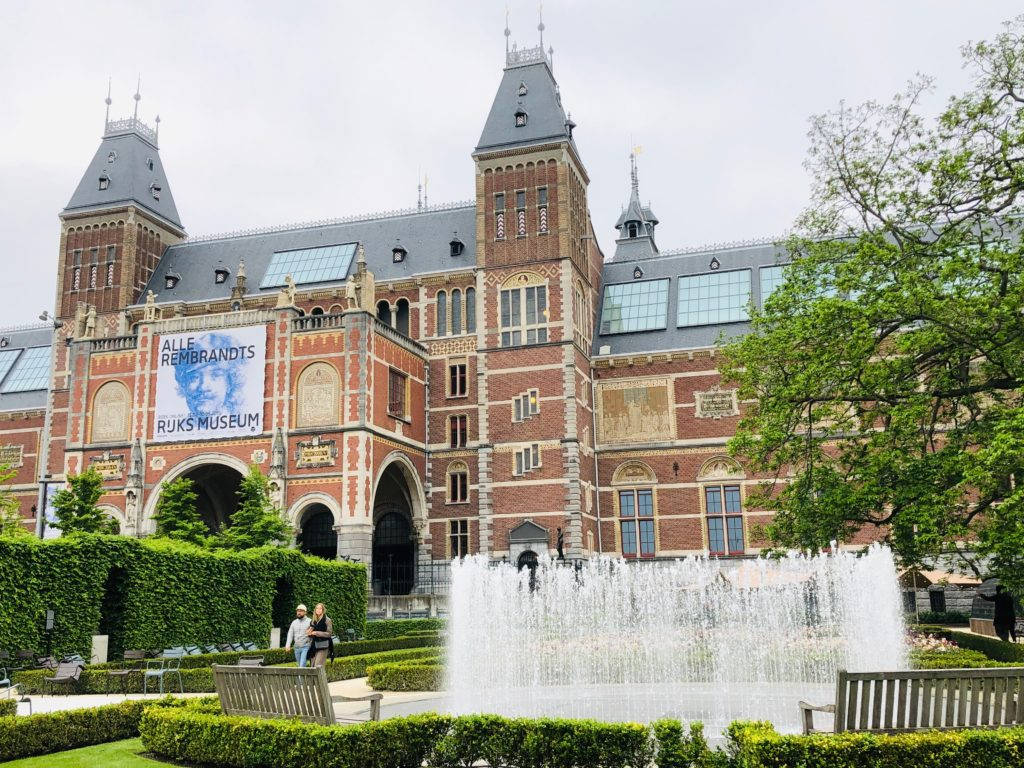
[295,435,337,468]
[596,378,675,445]
[695,386,739,419]
[143,290,158,322]
[697,456,744,481]
[611,460,657,485]
[149,455,166,470]
[90,381,131,443]
[0,444,23,467]
[84,305,97,339]
[275,274,296,308]
[296,362,340,427]
[90,450,125,480]
[501,271,544,289]
[250,449,267,464]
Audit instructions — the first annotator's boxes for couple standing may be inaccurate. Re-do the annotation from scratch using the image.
[284,603,334,667]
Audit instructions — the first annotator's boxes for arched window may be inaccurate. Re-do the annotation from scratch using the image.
[395,298,410,336]
[446,460,468,503]
[311,306,324,316]
[90,381,131,443]
[451,289,462,335]
[628,223,638,238]
[465,287,476,333]
[296,362,340,427]
[697,457,746,556]
[612,461,657,559]
[437,291,447,337]
[377,300,392,327]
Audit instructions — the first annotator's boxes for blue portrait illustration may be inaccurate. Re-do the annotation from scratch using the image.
[173,332,247,417]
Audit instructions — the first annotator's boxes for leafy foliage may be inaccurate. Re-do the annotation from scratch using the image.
[0,700,150,762]
[363,618,446,640]
[0,463,31,538]
[151,476,208,546]
[50,468,117,534]
[720,18,1024,589]
[214,465,290,550]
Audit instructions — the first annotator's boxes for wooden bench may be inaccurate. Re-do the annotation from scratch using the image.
[800,667,1024,734]
[212,665,382,724]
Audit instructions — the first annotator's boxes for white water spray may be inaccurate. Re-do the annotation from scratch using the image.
[447,545,907,733]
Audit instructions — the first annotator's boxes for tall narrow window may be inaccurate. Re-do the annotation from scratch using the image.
[395,298,410,336]
[72,267,81,291]
[451,289,462,335]
[449,519,469,558]
[516,190,527,237]
[436,290,447,336]
[449,414,467,448]
[106,262,114,287]
[377,300,392,327]
[537,186,548,234]
[447,462,469,503]
[448,360,467,397]
[495,193,506,240]
[89,265,98,289]
[465,287,476,333]
[387,369,408,419]
[705,484,744,556]
[500,284,548,347]
[619,488,655,558]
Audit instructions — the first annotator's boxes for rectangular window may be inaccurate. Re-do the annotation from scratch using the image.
[0,347,50,393]
[599,279,670,334]
[448,469,468,503]
[929,589,947,613]
[759,265,786,305]
[705,484,744,556]
[514,444,541,475]
[516,190,528,236]
[677,269,752,327]
[449,414,467,448]
[495,193,505,210]
[500,286,548,347]
[89,265,97,289]
[387,369,407,418]
[260,242,357,288]
[448,360,467,397]
[512,390,539,422]
[516,190,526,209]
[495,194,506,240]
[537,187,548,206]
[619,488,656,558]
[106,262,114,287]
[449,519,469,558]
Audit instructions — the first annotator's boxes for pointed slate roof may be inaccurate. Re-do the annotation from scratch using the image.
[613,168,660,261]
[64,119,183,232]
[475,49,577,156]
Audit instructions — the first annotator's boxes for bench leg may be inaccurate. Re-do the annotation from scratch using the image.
[802,706,814,735]
[370,698,380,721]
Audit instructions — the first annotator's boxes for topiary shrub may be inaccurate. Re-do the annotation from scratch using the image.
[367,660,443,691]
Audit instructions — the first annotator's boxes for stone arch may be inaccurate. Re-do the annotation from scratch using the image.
[290,493,341,561]
[697,455,745,482]
[370,452,427,595]
[372,452,426,527]
[611,460,657,485]
[97,504,126,535]
[295,361,340,427]
[141,452,250,533]
[89,381,131,443]
[286,492,342,528]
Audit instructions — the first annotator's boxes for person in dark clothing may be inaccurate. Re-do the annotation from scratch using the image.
[979,585,1017,642]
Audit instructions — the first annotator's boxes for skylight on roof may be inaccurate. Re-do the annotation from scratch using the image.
[677,269,751,327]
[260,243,358,289]
[759,265,787,304]
[599,278,669,335]
[1,346,50,393]
[0,349,22,385]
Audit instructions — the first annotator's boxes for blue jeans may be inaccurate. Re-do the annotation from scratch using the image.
[293,644,310,668]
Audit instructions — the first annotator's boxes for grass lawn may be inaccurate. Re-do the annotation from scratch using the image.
[3,738,172,767]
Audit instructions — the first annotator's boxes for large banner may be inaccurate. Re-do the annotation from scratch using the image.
[153,325,266,443]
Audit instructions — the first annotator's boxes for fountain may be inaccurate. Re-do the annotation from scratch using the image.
[444,544,907,734]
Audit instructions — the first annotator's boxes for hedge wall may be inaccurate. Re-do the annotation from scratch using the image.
[728,720,1024,768]
[0,698,16,717]
[909,648,1006,669]
[363,618,445,639]
[0,534,366,659]
[366,660,444,691]
[938,629,1024,664]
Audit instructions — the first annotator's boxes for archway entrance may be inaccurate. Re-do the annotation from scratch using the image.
[372,462,418,595]
[180,463,244,533]
[297,504,337,560]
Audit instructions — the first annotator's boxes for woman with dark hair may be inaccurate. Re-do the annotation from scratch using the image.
[307,602,334,666]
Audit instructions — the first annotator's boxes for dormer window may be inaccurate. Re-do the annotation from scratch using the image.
[107,151,117,163]
[628,223,638,238]
[517,81,528,96]
[514,109,528,128]
[150,182,161,200]
[146,158,154,171]
[392,245,407,263]
[164,273,179,289]
[98,173,110,191]
[214,267,230,284]
[450,237,465,257]
[633,266,644,279]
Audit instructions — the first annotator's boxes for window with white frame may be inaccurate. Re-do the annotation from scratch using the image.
[619,488,655,558]
[513,443,541,476]
[500,284,548,346]
[537,187,548,234]
[512,389,539,422]
[449,519,469,558]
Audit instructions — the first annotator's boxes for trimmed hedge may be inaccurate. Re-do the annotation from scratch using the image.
[363,618,445,639]
[0,698,16,717]
[909,648,1005,669]
[0,699,147,762]
[0,534,366,659]
[728,720,1024,768]
[367,661,444,691]
[141,707,659,768]
[938,629,1024,664]
[12,645,441,694]
[652,719,726,768]
[916,610,970,626]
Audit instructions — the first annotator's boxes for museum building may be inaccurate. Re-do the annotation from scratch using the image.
[1,42,813,594]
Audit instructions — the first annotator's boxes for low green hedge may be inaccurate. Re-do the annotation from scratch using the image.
[910,648,1004,669]
[0,698,16,717]
[12,645,441,695]
[728,720,1024,768]
[652,719,726,768]
[938,629,1024,664]
[367,661,444,691]
[916,610,970,626]
[0,697,217,762]
[363,618,445,639]
[141,708,660,768]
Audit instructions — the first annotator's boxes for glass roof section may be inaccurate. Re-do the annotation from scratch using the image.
[1,346,50,393]
[677,269,751,327]
[260,242,358,289]
[599,278,670,334]
[0,350,21,385]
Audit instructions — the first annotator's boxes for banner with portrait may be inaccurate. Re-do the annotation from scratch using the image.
[153,325,266,443]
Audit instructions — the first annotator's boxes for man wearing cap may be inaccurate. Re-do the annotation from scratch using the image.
[284,604,312,667]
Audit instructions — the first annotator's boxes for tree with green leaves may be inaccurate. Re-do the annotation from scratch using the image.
[721,18,1024,592]
[0,464,30,538]
[152,476,209,546]
[214,465,290,550]
[51,467,119,534]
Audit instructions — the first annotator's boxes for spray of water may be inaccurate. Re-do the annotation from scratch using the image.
[447,544,907,733]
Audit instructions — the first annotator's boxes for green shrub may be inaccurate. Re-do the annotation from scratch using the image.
[363,618,445,639]
[940,629,1024,664]
[0,698,16,717]
[367,661,443,691]
[910,648,1004,669]
[728,720,1024,768]
[916,610,970,626]
[652,719,727,768]
[323,647,441,683]
[0,699,147,762]
[0,535,366,659]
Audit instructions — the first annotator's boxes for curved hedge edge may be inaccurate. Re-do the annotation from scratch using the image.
[367,661,444,691]
[363,618,446,640]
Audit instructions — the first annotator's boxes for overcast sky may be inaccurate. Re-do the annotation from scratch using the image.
[0,1,1018,327]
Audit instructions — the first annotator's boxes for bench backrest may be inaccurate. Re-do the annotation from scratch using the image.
[835,667,1024,733]
[213,664,334,725]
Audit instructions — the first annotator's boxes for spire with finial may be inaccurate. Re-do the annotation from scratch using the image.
[630,149,639,195]
[104,78,112,129]
[417,171,423,211]
[549,45,554,72]
[537,2,545,49]
[132,75,141,120]
[504,4,511,56]
[154,114,160,145]
[423,173,429,209]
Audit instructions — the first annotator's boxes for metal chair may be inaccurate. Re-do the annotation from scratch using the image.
[143,655,184,694]
[106,650,146,694]
[42,661,84,695]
